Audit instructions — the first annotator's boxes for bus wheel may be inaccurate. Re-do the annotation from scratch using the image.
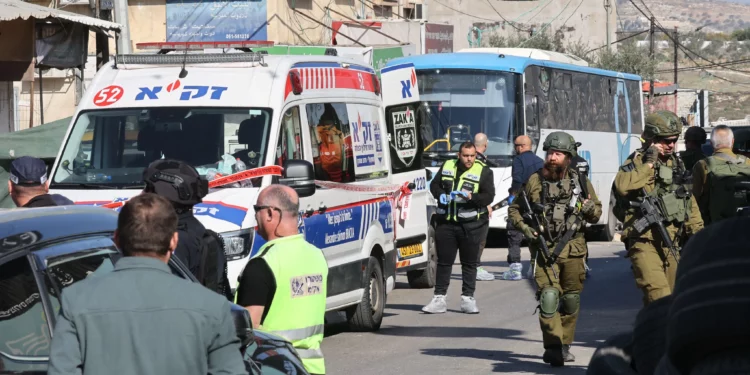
[599,191,618,242]
[346,256,385,331]
[407,227,437,289]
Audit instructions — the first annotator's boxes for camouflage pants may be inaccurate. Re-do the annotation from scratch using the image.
[534,255,586,348]
[627,239,679,306]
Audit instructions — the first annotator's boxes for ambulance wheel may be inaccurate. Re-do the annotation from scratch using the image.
[346,256,385,332]
[407,227,437,289]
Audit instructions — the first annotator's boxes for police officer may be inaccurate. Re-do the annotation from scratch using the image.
[234,185,329,375]
[692,124,750,224]
[422,141,495,314]
[142,159,232,300]
[680,126,708,171]
[7,156,58,207]
[508,131,601,367]
[614,111,703,307]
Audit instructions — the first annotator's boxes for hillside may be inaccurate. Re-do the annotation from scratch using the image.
[617,0,750,33]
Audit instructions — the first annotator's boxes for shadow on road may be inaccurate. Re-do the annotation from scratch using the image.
[420,348,587,374]
[375,325,538,343]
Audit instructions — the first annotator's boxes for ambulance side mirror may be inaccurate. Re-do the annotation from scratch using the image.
[280,160,316,198]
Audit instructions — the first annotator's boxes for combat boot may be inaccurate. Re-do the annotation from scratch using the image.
[563,345,576,362]
[543,345,565,367]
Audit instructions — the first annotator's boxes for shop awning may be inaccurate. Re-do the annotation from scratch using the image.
[0,0,121,30]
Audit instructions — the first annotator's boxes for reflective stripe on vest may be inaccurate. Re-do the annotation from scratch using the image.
[438,159,485,222]
[235,234,328,374]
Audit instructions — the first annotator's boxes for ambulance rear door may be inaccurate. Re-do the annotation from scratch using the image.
[380,62,435,288]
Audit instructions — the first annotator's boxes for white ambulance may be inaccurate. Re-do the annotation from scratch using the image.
[47,42,433,331]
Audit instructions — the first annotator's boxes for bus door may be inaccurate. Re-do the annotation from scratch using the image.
[614,78,633,165]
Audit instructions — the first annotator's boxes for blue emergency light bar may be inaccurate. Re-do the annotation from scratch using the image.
[115,53,266,66]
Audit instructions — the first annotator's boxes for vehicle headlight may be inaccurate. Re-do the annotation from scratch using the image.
[221,228,254,261]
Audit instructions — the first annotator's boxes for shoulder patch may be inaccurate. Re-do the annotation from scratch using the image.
[442,169,454,176]
[620,163,636,172]
[290,274,324,298]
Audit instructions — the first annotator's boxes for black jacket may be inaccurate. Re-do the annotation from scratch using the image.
[23,194,59,208]
[510,151,544,195]
[174,211,206,278]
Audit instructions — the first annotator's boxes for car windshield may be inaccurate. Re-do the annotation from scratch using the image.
[416,69,522,166]
[51,107,272,189]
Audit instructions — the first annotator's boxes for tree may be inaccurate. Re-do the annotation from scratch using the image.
[731,28,750,41]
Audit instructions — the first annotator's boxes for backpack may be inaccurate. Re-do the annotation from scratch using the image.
[705,154,750,223]
[197,229,231,300]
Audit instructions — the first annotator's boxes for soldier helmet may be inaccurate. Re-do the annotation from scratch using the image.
[143,159,208,207]
[684,126,707,143]
[542,131,581,157]
[642,110,683,141]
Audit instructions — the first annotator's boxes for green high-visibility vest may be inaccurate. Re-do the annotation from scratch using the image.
[235,234,329,374]
[437,159,486,222]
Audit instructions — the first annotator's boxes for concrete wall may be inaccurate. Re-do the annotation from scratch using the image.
[427,0,617,52]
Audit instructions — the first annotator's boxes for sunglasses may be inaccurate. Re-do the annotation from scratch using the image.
[658,137,679,145]
[253,205,281,214]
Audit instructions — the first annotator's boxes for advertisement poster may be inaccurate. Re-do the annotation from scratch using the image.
[424,23,454,54]
[166,0,268,42]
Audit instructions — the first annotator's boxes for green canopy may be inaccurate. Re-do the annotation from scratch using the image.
[0,116,72,208]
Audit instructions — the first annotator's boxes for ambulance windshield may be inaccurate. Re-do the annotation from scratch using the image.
[417,69,523,167]
[51,107,272,189]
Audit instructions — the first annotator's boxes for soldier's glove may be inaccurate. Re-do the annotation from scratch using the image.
[642,146,659,165]
[581,199,596,216]
[520,224,538,241]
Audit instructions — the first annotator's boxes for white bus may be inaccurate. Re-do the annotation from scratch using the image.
[385,48,645,241]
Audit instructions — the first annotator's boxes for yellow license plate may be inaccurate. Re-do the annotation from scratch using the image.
[398,243,423,259]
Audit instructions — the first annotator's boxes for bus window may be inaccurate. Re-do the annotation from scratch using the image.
[416,69,522,167]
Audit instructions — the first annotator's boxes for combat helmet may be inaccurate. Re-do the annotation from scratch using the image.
[642,110,683,141]
[143,159,208,207]
[542,131,581,157]
[684,126,707,143]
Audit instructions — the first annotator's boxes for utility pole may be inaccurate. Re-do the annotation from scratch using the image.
[114,0,132,53]
[604,0,611,51]
[673,26,678,95]
[649,16,655,102]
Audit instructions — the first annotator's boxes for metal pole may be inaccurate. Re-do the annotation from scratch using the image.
[605,0,611,51]
[649,16,655,102]
[673,26,678,95]
[114,0,132,53]
[38,68,44,125]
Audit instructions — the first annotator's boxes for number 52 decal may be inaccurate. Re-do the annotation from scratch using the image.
[93,85,124,107]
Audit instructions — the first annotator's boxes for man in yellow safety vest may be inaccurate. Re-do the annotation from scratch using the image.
[234,185,329,374]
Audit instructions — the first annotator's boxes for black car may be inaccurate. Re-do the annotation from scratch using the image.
[0,205,307,375]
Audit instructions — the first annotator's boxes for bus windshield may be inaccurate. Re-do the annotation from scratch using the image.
[416,69,522,166]
[51,107,272,189]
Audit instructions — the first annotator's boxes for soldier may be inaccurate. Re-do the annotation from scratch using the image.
[692,124,750,224]
[508,131,602,367]
[614,110,703,307]
[679,126,708,172]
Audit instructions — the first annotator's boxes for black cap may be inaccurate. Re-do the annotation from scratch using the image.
[9,156,48,186]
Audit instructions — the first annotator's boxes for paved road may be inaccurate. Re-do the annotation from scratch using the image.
[322,236,643,374]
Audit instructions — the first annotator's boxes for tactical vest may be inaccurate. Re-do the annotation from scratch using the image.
[538,170,583,240]
[704,153,750,224]
[234,235,328,374]
[437,159,486,222]
[615,153,692,226]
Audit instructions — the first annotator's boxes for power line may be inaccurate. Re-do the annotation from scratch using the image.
[656,58,750,73]
[484,0,530,32]
[430,0,507,23]
[586,30,648,54]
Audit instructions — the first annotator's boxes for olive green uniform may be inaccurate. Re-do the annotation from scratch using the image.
[508,170,601,349]
[692,148,750,224]
[679,148,707,172]
[615,153,703,305]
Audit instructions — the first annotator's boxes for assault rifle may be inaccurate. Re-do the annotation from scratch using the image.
[518,191,558,279]
[734,181,750,217]
[490,196,510,211]
[629,188,680,265]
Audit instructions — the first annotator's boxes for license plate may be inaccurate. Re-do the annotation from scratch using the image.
[398,243,423,259]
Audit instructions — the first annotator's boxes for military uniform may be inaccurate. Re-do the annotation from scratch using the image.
[679,126,708,175]
[692,147,750,225]
[614,111,703,307]
[507,132,602,367]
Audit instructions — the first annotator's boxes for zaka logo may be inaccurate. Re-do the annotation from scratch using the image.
[93,85,124,107]
[135,80,228,101]
[400,69,417,99]
[351,113,372,143]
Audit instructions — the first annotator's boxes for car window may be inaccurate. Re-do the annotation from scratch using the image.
[0,256,51,372]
